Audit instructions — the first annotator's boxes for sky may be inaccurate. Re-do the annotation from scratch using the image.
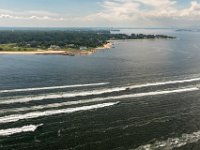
[0,0,200,28]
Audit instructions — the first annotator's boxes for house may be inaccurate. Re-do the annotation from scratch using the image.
[66,44,75,48]
[79,46,87,50]
[26,44,31,47]
[49,45,60,50]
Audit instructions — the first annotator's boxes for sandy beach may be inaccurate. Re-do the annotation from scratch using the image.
[0,42,113,56]
[95,42,113,50]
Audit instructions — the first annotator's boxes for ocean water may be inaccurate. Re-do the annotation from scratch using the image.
[1,29,200,150]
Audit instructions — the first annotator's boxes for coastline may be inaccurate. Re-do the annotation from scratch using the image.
[95,42,113,50]
[0,42,113,56]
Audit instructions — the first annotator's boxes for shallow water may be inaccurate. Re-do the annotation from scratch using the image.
[1,29,200,150]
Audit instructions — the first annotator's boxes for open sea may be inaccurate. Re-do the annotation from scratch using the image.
[1,29,200,150]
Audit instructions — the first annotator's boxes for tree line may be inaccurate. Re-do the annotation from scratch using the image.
[0,30,175,49]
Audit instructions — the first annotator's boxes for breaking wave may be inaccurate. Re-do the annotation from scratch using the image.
[128,77,200,89]
[0,102,118,124]
[0,124,43,136]
[1,77,199,104]
[0,87,198,113]
[0,82,109,93]
[135,130,200,150]
[0,87,126,104]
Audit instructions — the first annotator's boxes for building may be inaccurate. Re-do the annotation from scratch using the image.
[49,45,60,50]
[66,44,75,48]
[79,46,87,50]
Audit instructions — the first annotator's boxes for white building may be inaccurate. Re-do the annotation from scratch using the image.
[79,46,87,50]
[49,45,60,50]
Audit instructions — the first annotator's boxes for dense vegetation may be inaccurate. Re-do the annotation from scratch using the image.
[0,30,175,51]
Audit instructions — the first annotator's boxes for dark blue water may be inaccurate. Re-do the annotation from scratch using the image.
[1,29,200,150]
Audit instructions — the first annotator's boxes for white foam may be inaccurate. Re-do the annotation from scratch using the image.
[0,124,43,136]
[135,130,200,150]
[0,82,109,93]
[128,77,200,89]
[1,87,198,113]
[1,77,200,104]
[2,77,199,95]
[0,102,118,124]
[0,87,126,104]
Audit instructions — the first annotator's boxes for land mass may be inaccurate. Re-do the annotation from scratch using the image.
[176,29,200,32]
[0,30,175,56]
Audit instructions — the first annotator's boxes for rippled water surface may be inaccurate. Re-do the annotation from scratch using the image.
[1,29,200,150]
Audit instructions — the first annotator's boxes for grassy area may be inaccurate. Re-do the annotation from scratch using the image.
[0,43,94,52]
[0,43,38,51]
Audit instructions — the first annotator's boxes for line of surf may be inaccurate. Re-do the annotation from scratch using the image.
[135,130,200,150]
[0,102,118,124]
[0,87,126,104]
[0,87,198,113]
[0,82,109,93]
[128,77,200,89]
[0,124,43,136]
[1,77,200,104]
[1,77,200,94]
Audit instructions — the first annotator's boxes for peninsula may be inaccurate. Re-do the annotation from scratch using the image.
[0,30,175,56]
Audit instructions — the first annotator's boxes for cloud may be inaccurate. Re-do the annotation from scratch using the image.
[134,0,176,7]
[0,0,200,27]
[0,9,64,21]
[85,0,200,27]
[179,1,200,18]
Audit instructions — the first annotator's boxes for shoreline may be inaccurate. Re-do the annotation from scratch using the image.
[95,42,113,50]
[0,42,113,56]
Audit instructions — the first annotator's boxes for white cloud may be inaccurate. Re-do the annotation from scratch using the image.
[0,9,64,21]
[85,0,200,27]
[179,1,200,17]
[0,0,200,27]
[134,0,176,7]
